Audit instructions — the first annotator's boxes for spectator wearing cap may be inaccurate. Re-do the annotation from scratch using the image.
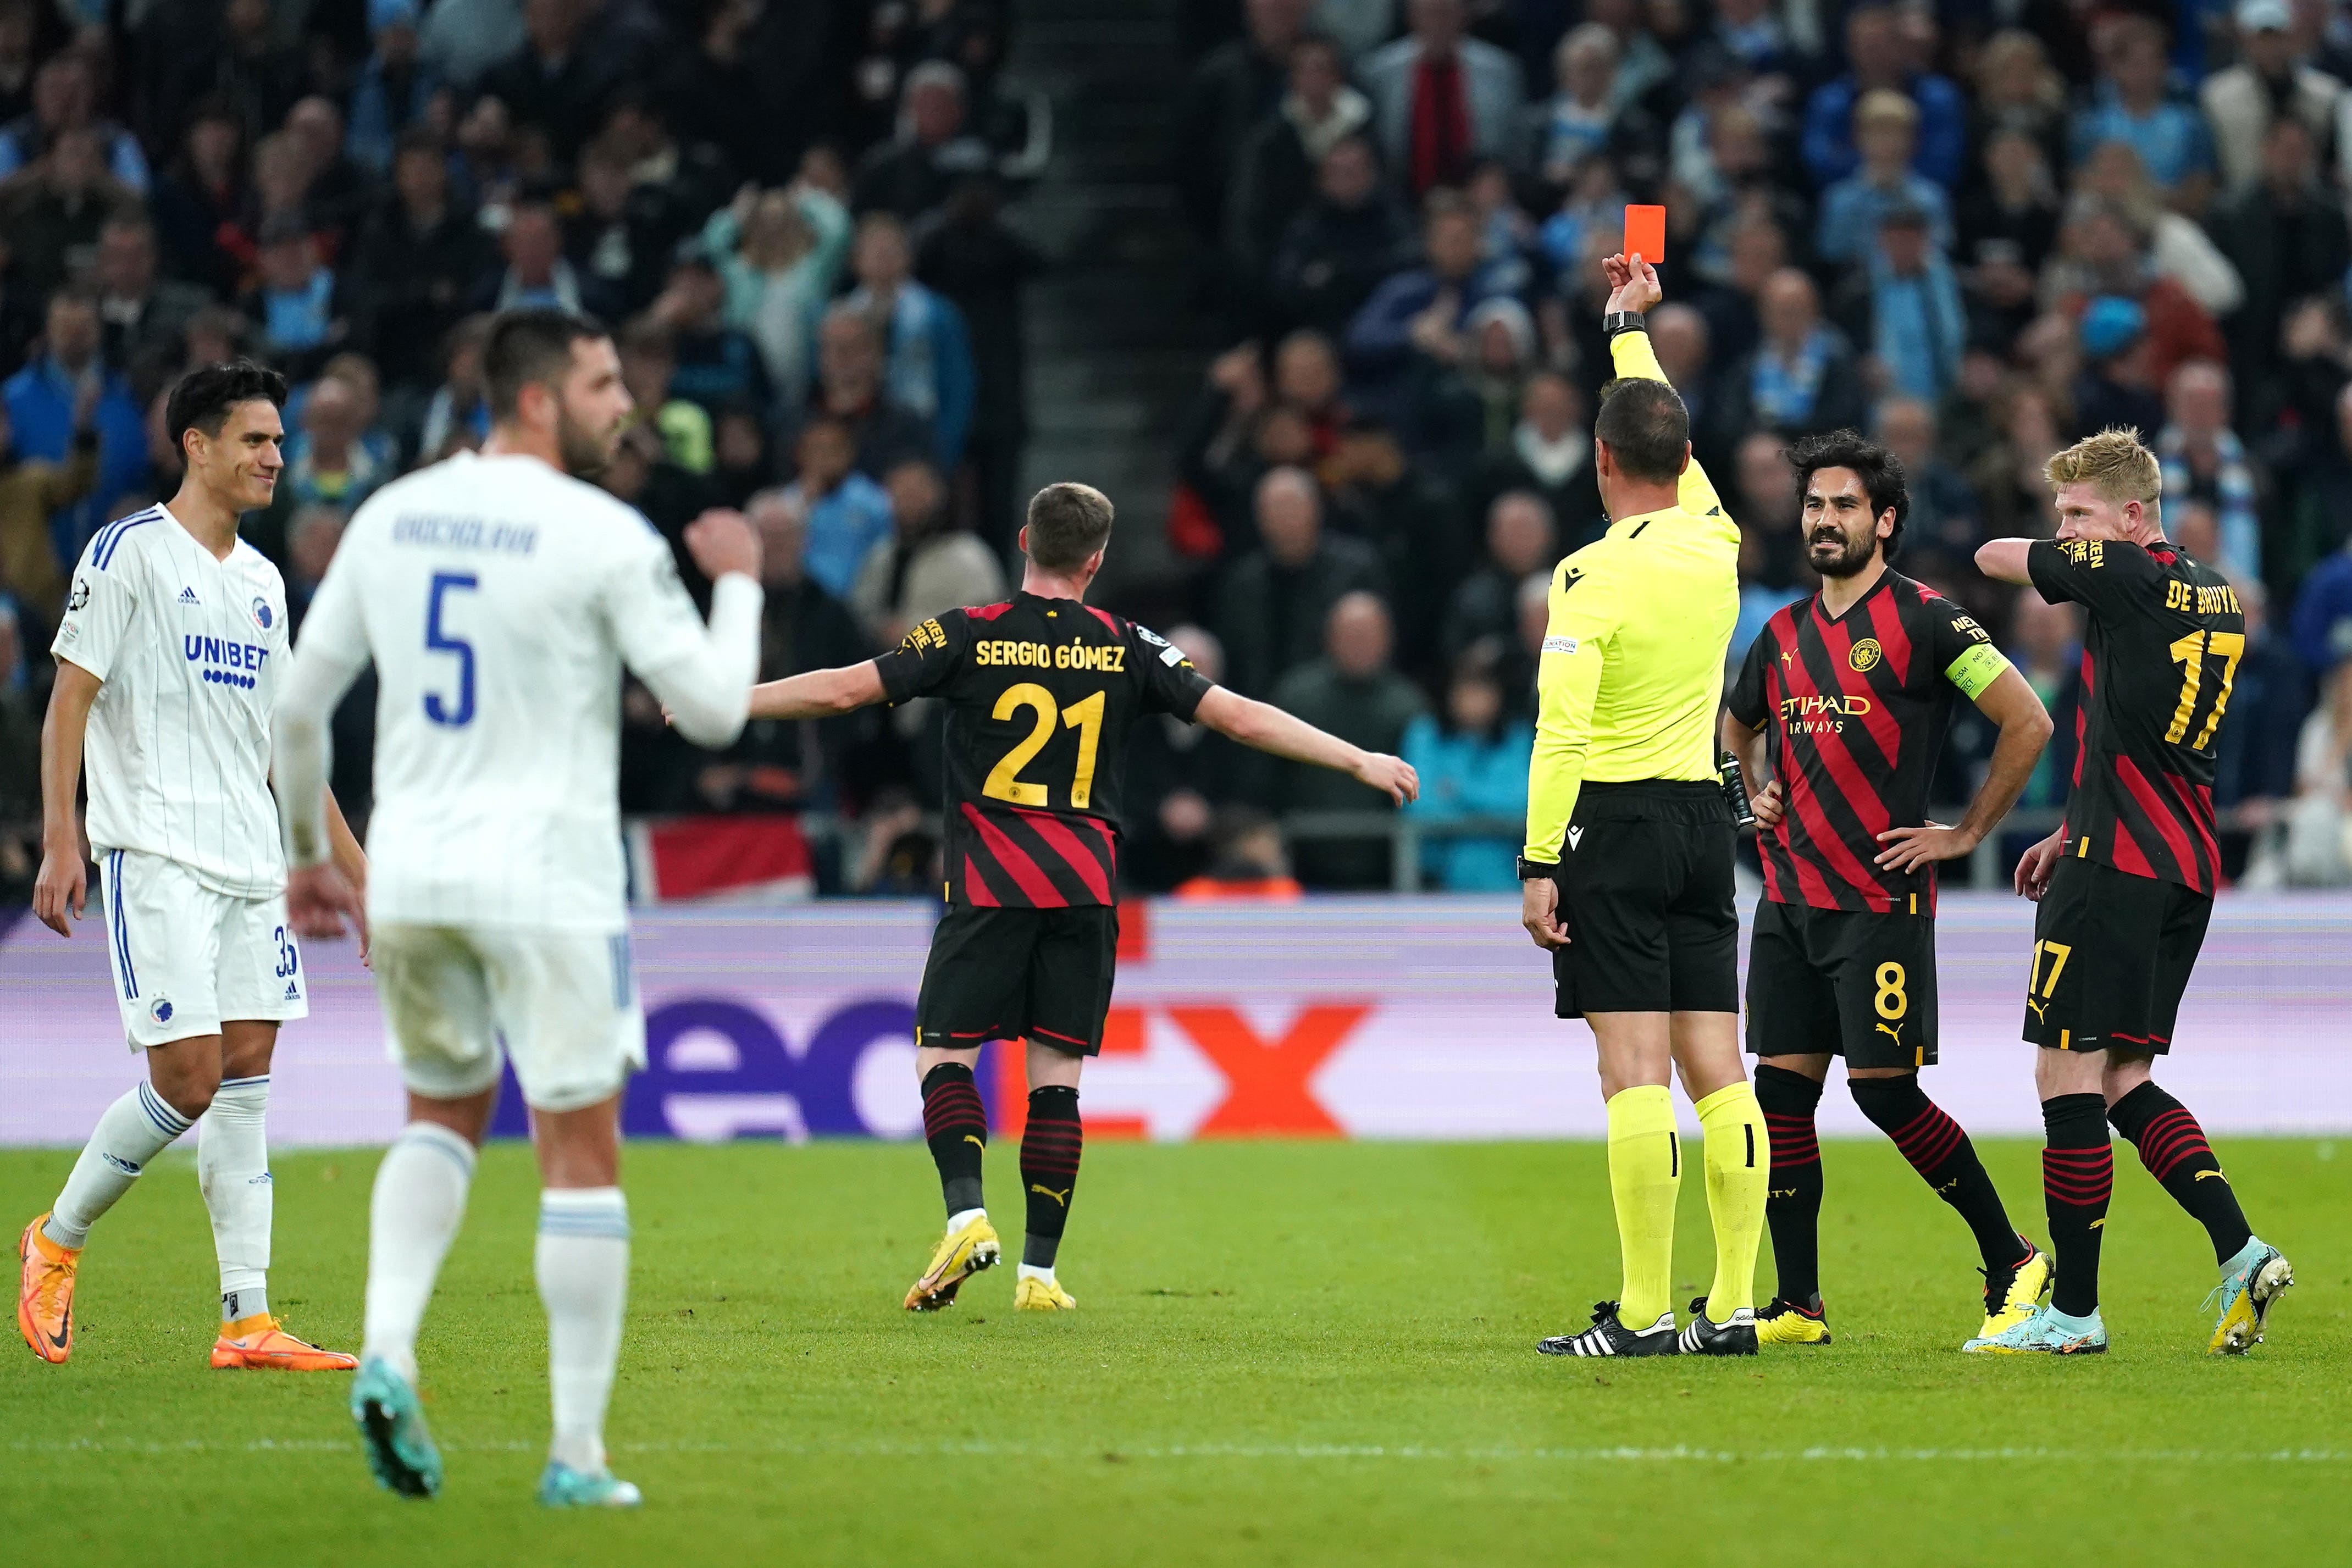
[2209,118,2349,401]
[1269,134,1416,339]
[0,52,148,191]
[1815,91,1954,267]
[843,213,976,473]
[1801,4,1967,191]
[1713,268,1870,442]
[1360,0,1526,198]
[2158,359,2267,585]
[2201,0,2342,194]
[851,61,994,220]
[2069,15,2217,213]
[346,1,440,175]
[2,291,143,565]
[345,128,497,395]
[1831,203,1964,403]
[2071,295,2165,438]
[1228,32,1371,279]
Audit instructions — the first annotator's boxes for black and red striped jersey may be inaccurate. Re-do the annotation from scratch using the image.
[1728,570,2013,913]
[874,592,1214,907]
[2026,537,2242,894]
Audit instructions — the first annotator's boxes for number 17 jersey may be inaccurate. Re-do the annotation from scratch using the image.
[875,592,1213,906]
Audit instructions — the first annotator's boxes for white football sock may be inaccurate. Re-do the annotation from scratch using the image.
[198,1076,273,1322]
[361,1122,477,1384]
[46,1083,193,1249]
[536,1188,630,1473]
[947,1206,987,1235]
[1017,1263,1056,1283]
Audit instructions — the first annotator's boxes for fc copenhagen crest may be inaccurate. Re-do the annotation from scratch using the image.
[251,596,274,632]
[1848,638,1883,673]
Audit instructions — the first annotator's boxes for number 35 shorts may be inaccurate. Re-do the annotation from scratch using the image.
[97,847,308,1050]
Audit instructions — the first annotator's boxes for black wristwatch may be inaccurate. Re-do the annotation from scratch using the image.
[1602,311,1646,339]
[1515,855,1558,881]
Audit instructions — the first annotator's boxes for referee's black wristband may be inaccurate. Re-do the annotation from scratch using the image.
[1516,855,1558,881]
[1602,311,1646,339]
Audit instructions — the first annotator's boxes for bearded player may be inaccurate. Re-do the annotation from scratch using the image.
[1721,431,2055,1350]
[19,360,368,1371]
[1969,430,2289,1355]
[738,481,1415,1313]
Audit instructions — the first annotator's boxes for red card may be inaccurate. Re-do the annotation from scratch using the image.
[1623,204,1666,267]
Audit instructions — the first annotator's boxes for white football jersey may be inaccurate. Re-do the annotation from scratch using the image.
[290,449,762,933]
[51,503,291,899]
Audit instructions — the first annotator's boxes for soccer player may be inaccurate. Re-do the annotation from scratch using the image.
[273,309,766,1504]
[735,480,1416,1314]
[1720,431,2056,1350]
[18,361,368,1371]
[1967,430,2291,1355]
[1518,252,1769,1358]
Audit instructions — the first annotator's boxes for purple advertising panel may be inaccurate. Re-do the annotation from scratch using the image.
[3,895,2348,1145]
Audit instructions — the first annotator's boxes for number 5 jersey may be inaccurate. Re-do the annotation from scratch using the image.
[2026,536,2244,894]
[875,593,1214,907]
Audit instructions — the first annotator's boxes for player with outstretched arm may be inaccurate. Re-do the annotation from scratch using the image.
[738,480,1415,1315]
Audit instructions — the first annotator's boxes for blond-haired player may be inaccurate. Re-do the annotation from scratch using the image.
[1970,428,2290,1355]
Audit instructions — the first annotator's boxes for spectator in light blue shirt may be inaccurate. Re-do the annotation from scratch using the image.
[1816,90,1954,267]
[0,54,150,192]
[790,417,895,600]
[2069,14,2217,207]
[1402,656,1531,891]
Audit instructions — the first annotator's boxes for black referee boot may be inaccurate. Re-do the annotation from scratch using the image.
[1677,1297,1759,1355]
[1537,1301,1680,1357]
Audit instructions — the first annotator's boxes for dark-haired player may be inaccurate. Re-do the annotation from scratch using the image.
[740,481,1418,1312]
[1969,430,2290,1356]
[1721,431,2056,1350]
[19,361,368,1371]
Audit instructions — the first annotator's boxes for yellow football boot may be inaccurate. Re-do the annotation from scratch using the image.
[1975,1239,2053,1343]
[2206,1242,2292,1355]
[1014,1275,1077,1311]
[18,1214,79,1364]
[904,1214,1000,1311]
[211,1314,360,1371]
[1755,1295,1831,1346]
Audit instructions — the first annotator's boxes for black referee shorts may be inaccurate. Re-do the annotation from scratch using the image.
[1551,780,1739,1018]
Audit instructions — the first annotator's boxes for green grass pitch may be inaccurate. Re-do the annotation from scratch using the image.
[4,1137,2347,1565]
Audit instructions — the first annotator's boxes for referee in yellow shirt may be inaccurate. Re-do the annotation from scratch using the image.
[1521,252,1768,1358]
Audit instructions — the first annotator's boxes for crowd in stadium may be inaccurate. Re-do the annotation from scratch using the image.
[8,0,2352,901]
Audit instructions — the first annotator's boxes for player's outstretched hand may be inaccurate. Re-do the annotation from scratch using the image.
[1603,251,1663,315]
[286,862,365,944]
[1873,819,1977,873]
[1521,875,1570,950]
[32,845,85,938]
[2013,828,2065,901]
[1354,752,1419,805]
[1750,779,1785,831]
[683,507,762,583]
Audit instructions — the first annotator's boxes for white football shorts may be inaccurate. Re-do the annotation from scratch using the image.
[98,847,308,1050]
[369,923,646,1113]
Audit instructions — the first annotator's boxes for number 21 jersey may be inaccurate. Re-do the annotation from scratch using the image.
[876,593,1213,906]
[2027,537,2243,893]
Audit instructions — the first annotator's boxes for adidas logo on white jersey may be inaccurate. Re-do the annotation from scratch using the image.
[179,586,200,606]
[283,980,300,1000]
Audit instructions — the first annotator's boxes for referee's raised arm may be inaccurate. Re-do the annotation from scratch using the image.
[1521,251,1772,1360]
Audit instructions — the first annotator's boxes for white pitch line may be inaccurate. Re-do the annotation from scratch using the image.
[9,1437,2350,1464]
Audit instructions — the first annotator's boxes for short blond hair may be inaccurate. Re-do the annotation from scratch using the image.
[2045,428,2161,507]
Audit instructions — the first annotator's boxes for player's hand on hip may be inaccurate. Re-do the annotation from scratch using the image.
[285,863,364,943]
[2015,829,2065,901]
[1750,779,1785,830]
[683,507,762,582]
[1873,819,1976,872]
[32,846,84,938]
[1355,752,1418,804]
[1521,875,1570,950]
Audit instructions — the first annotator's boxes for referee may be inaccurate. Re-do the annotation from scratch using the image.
[1521,252,1767,1359]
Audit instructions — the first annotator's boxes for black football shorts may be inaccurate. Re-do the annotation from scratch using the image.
[916,904,1120,1057]
[1745,898,1940,1068]
[2022,856,2210,1056]
[1551,781,1739,1017]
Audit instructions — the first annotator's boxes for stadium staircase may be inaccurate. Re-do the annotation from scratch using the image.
[1001,0,1213,601]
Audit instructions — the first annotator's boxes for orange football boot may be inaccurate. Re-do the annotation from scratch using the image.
[19,1214,80,1364]
[211,1314,359,1371]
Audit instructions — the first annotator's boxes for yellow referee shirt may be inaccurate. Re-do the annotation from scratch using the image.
[1522,329,1741,864]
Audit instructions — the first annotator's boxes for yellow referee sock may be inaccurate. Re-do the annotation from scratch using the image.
[1694,1081,1769,1323]
[1604,1084,1680,1327]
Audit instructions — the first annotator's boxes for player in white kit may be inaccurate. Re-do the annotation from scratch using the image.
[273,309,765,1508]
[17,361,368,1371]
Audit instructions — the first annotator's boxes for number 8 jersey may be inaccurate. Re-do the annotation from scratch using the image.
[2027,536,2244,893]
[876,593,1213,906]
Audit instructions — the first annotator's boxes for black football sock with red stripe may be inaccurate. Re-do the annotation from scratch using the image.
[2040,1094,2113,1317]
[1020,1085,1082,1268]
[2107,1082,2252,1265]
[920,1062,988,1217]
[1850,1075,2030,1275]
[1752,1065,1824,1304]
